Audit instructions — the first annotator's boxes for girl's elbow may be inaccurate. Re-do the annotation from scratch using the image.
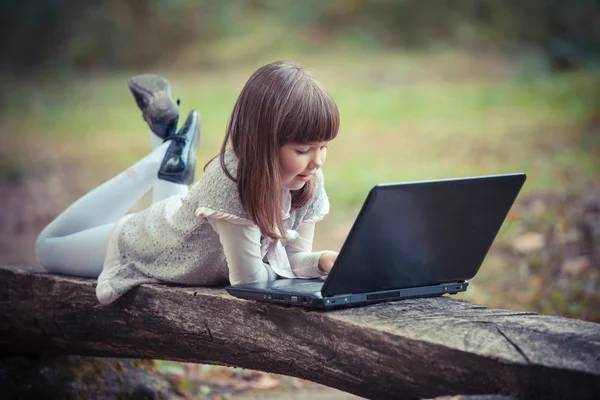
[230,276,269,286]
[229,262,278,285]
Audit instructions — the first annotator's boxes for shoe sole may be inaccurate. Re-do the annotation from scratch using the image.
[128,74,172,108]
[128,74,179,138]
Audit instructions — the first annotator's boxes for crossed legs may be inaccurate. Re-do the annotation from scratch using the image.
[35,135,189,277]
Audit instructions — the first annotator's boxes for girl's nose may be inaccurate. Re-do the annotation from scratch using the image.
[310,152,324,169]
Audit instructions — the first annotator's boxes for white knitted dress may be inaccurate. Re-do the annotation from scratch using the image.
[96,150,330,305]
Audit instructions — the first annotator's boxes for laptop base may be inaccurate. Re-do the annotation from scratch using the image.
[226,281,469,309]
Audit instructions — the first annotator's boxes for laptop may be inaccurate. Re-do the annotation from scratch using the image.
[226,173,526,309]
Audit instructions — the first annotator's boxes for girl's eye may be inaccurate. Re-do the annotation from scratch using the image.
[295,149,310,155]
[320,145,328,150]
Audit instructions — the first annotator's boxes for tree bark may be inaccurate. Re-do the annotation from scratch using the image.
[1,265,599,400]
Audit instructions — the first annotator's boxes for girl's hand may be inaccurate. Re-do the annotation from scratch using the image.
[318,251,338,273]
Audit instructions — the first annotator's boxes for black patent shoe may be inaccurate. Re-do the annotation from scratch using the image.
[128,73,180,140]
[158,110,201,185]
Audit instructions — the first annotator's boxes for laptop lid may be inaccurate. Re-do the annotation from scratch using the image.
[321,173,526,297]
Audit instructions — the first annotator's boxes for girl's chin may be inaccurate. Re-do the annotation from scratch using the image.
[283,179,307,191]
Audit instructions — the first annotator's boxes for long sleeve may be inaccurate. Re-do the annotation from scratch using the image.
[210,218,277,285]
[285,222,329,278]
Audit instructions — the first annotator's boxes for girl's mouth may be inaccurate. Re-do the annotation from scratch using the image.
[297,174,312,181]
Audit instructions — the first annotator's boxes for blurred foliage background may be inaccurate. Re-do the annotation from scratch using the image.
[1,0,600,75]
[1,0,599,398]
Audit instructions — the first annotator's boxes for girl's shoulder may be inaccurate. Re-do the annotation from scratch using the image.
[313,168,326,188]
[188,151,249,219]
[202,149,239,178]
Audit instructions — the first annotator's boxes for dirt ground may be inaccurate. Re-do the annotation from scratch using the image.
[0,156,73,267]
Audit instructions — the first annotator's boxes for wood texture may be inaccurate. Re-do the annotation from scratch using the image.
[1,265,599,400]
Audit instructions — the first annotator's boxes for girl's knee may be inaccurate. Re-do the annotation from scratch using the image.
[35,230,55,271]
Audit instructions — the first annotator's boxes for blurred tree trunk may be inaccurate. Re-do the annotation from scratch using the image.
[1,354,174,399]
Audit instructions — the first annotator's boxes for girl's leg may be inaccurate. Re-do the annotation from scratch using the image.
[149,130,189,203]
[36,141,172,277]
[129,73,187,203]
[36,223,116,278]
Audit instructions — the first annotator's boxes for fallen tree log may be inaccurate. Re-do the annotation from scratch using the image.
[1,265,599,400]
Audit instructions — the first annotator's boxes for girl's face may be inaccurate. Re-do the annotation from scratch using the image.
[279,141,329,190]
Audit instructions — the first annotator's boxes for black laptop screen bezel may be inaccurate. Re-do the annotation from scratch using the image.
[320,173,526,297]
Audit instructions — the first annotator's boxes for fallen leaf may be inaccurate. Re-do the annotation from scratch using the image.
[249,373,281,390]
[512,232,545,254]
[561,256,592,277]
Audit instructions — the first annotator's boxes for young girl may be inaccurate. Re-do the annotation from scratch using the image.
[35,61,340,305]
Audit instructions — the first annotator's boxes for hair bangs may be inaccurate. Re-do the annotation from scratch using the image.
[280,78,340,145]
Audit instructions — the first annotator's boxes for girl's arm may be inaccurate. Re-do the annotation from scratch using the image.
[285,222,335,278]
[211,219,277,285]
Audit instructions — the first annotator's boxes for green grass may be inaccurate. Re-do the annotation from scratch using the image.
[5,59,599,194]
[4,51,599,221]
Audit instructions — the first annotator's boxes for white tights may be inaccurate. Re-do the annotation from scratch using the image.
[35,131,189,278]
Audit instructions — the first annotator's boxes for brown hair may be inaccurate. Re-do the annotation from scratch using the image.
[216,61,339,240]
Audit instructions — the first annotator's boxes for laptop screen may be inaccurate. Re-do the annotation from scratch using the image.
[321,173,526,297]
